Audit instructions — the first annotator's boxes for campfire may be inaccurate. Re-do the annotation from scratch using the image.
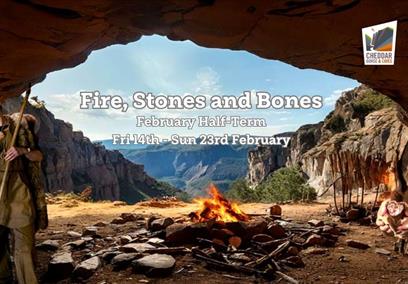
[189,184,249,222]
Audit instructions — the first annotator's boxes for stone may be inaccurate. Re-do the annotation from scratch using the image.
[67,231,82,238]
[375,248,392,256]
[150,218,174,231]
[147,238,165,245]
[102,251,121,263]
[266,223,287,239]
[94,221,108,227]
[129,228,149,238]
[36,240,60,251]
[287,246,300,256]
[308,219,324,227]
[63,239,87,250]
[82,227,98,237]
[121,213,138,222]
[346,209,360,221]
[252,234,274,243]
[121,243,156,253]
[304,234,324,247]
[322,225,340,235]
[48,252,75,280]
[120,235,133,245]
[132,254,176,277]
[269,205,282,216]
[111,217,127,225]
[346,239,370,250]
[302,247,329,255]
[73,256,101,279]
[111,253,142,270]
[146,216,159,230]
[165,223,192,243]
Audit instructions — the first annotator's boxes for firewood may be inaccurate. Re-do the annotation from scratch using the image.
[197,237,228,251]
[144,247,190,255]
[228,236,242,249]
[246,240,291,268]
[192,250,266,276]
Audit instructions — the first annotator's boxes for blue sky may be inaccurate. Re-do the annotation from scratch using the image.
[32,35,359,140]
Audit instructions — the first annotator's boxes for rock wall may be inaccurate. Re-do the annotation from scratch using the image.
[246,132,293,187]
[300,107,408,197]
[1,98,167,203]
[247,86,408,197]
[0,1,407,109]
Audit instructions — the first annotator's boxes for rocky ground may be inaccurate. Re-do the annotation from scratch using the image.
[32,196,408,284]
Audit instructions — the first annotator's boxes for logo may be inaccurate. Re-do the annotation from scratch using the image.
[362,20,397,65]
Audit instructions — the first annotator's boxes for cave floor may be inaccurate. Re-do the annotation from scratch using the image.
[32,197,408,284]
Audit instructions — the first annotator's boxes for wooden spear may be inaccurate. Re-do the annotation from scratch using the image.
[0,85,31,203]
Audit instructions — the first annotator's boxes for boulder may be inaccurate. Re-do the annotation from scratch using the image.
[36,240,60,251]
[48,252,75,280]
[82,227,99,238]
[165,223,192,243]
[119,235,133,245]
[304,234,324,247]
[67,231,82,238]
[120,213,139,222]
[150,218,174,231]
[308,219,324,227]
[121,243,156,253]
[132,254,176,277]
[111,253,143,270]
[346,239,370,250]
[73,256,101,279]
[111,217,127,225]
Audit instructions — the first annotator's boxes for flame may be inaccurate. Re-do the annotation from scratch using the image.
[190,184,249,222]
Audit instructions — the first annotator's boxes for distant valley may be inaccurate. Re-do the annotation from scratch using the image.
[101,141,253,196]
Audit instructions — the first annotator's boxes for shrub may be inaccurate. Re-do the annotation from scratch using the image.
[326,114,346,133]
[256,167,317,203]
[226,167,317,203]
[352,90,394,118]
[225,179,256,202]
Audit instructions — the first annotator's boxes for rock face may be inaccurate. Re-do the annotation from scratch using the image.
[247,140,291,187]
[293,87,408,197]
[247,86,408,197]
[0,1,407,109]
[2,97,177,203]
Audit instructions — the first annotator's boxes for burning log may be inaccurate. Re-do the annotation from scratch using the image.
[190,184,249,223]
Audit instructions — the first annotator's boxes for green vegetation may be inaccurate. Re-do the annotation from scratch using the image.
[352,90,394,118]
[226,167,317,203]
[225,179,255,202]
[326,114,346,133]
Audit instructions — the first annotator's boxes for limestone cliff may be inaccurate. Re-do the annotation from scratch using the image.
[247,141,291,188]
[2,98,176,203]
[247,86,408,197]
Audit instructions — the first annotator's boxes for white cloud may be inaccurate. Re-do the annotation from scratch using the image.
[324,88,353,107]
